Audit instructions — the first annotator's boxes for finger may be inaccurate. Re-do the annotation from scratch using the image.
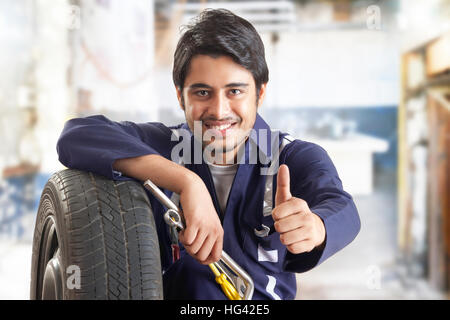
[196,234,219,264]
[274,213,306,233]
[275,164,292,207]
[272,197,309,221]
[286,239,315,254]
[209,235,223,263]
[200,236,223,265]
[183,229,208,255]
[279,228,309,246]
[179,225,199,247]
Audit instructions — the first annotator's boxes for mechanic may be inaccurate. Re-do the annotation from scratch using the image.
[57,9,360,300]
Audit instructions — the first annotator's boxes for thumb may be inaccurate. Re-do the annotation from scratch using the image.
[275,164,292,207]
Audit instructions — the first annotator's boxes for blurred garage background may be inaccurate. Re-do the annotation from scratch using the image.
[0,0,449,299]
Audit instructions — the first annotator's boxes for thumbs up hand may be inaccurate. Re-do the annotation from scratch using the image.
[272,165,326,254]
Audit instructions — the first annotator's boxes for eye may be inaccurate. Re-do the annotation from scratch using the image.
[195,90,209,97]
[229,89,241,95]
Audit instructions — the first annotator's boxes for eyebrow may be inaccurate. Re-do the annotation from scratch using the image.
[188,82,249,89]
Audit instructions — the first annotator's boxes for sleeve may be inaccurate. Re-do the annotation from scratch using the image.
[281,140,361,273]
[56,115,174,180]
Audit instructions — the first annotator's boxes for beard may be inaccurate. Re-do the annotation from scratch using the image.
[203,131,248,153]
[200,124,249,165]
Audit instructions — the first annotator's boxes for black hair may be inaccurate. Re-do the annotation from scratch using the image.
[173,9,269,95]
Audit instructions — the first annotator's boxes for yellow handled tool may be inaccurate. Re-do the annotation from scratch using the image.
[164,212,240,299]
[208,263,242,300]
[143,179,254,300]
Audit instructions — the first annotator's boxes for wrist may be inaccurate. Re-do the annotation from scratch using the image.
[179,168,202,194]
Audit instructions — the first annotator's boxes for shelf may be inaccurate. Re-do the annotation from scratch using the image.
[398,31,450,293]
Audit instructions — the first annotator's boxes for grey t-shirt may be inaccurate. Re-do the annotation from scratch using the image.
[207,163,239,214]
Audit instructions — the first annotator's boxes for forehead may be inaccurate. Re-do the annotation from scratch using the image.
[184,54,255,88]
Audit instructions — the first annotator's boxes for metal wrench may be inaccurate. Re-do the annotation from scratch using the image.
[143,179,254,300]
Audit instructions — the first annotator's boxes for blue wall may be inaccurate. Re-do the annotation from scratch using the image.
[260,106,398,172]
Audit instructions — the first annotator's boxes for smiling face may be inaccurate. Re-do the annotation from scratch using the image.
[176,54,267,164]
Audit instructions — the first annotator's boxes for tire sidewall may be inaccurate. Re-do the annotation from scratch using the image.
[30,175,70,299]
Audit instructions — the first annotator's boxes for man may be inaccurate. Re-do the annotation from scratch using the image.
[57,9,360,300]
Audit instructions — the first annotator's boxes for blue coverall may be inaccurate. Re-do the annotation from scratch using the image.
[57,113,361,300]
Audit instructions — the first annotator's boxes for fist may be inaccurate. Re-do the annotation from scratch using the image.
[272,164,326,254]
[178,177,223,265]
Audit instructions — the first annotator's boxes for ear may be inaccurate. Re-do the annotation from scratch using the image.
[257,83,267,109]
[176,86,185,111]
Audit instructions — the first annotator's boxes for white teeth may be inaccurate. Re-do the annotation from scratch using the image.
[209,123,232,130]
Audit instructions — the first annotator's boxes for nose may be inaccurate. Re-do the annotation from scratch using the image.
[208,92,230,119]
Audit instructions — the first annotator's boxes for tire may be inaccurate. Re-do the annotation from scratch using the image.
[30,169,163,300]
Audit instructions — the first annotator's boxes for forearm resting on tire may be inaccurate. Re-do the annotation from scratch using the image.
[113,154,198,195]
[114,154,223,265]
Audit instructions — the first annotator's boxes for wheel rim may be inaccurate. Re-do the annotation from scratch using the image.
[39,216,63,300]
